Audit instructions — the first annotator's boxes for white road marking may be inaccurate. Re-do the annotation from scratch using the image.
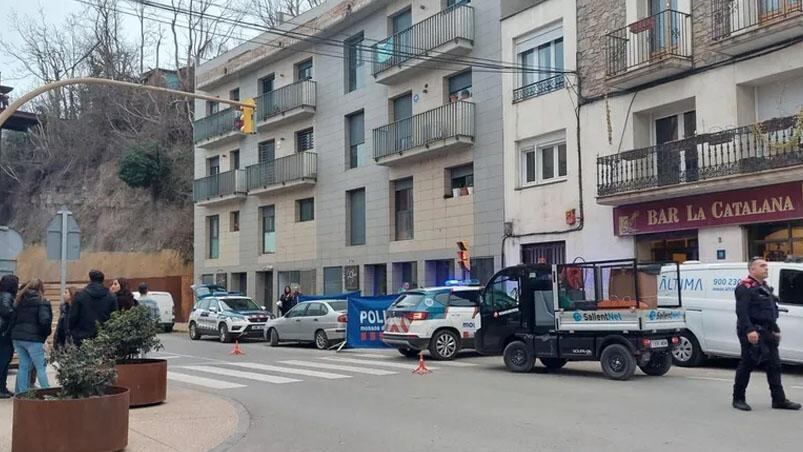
[428,360,477,368]
[321,357,440,370]
[224,362,351,380]
[279,360,397,376]
[345,353,392,359]
[686,376,732,382]
[154,355,183,360]
[180,365,301,384]
[792,386,803,390]
[167,371,246,389]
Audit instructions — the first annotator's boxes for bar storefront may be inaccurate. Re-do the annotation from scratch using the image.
[612,182,803,263]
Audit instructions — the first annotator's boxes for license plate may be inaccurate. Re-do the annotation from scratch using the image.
[651,339,668,348]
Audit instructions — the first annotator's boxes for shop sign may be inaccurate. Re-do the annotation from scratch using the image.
[613,182,803,236]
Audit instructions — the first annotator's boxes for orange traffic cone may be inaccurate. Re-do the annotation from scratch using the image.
[230,340,245,355]
[412,352,431,375]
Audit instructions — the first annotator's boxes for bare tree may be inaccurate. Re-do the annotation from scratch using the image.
[250,0,322,27]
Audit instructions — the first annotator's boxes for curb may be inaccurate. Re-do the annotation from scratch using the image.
[209,393,252,452]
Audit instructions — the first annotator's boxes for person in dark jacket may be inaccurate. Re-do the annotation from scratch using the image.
[111,277,138,311]
[69,270,117,346]
[278,286,292,316]
[54,287,78,349]
[732,258,801,411]
[0,274,19,398]
[11,278,52,394]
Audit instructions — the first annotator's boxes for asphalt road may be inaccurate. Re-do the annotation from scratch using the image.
[155,333,803,452]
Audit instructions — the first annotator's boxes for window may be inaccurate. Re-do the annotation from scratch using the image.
[449,164,474,194]
[296,128,314,152]
[779,269,803,306]
[447,70,472,100]
[230,211,240,232]
[296,59,313,81]
[306,302,328,316]
[394,178,414,241]
[229,88,240,101]
[392,8,412,33]
[297,198,314,222]
[278,270,316,296]
[446,0,470,6]
[483,271,520,313]
[260,206,276,254]
[748,221,803,262]
[258,140,275,162]
[206,100,219,116]
[258,74,274,95]
[200,275,214,286]
[347,188,366,246]
[207,156,220,176]
[345,33,365,93]
[450,291,480,307]
[207,215,219,259]
[517,25,563,88]
[521,241,566,265]
[286,303,309,318]
[520,141,567,185]
[347,111,366,169]
[230,150,240,170]
[323,267,343,295]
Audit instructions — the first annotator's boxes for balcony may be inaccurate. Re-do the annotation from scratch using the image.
[596,114,803,205]
[372,101,475,166]
[711,0,803,54]
[513,75,565,103]
[372,4,474,85]
[255,79,316,131]
[193,169,247,206]
[246,151,317,195]
[193,108,244,148]
[605,10,693,89]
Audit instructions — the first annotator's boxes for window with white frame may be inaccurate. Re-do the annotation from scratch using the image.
[520,138,567,186]
[516,24,564,88]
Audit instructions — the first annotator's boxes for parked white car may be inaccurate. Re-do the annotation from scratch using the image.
[134,290,176,332]
[658,262,803,366]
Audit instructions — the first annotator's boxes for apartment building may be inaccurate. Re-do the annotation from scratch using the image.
[578,0,803,263]
[192,0,503,310]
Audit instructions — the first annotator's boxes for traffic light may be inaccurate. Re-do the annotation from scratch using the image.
[237,98,256,134]
[457,240,470,271]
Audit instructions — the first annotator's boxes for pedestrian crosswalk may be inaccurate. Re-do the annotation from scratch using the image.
[165,353,474,391]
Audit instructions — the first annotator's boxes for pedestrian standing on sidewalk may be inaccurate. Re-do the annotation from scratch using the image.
[732,258,801,411]
[69,270,117,346]
[111,278,138,311]
[137,283,161,321]
[54,287,78,349]
[278,286,292,317]
[0,274,20,398]
[10,279,52,394]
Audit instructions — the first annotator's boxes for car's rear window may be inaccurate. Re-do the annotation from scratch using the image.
[328,301,347,312]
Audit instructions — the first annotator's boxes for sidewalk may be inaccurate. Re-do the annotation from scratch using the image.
[0,369,245,452]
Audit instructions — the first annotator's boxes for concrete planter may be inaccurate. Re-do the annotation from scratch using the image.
[12,386,130,452]
[115,359,168,407]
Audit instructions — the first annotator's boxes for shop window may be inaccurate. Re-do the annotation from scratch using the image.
[636,231,698,263]
[748,221,803,262]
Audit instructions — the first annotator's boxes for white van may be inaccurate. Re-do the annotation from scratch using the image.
[657,262,803,366]
[134,291,176,332]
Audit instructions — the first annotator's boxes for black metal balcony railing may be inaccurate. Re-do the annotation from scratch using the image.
[712,0,803,40]
[193,169,246,202]
[372,4,474,76]
[193,108,239,143]
[372,101,475,160]
[597,114,803,196]
[513,75,565,103]
[246,151,317,190]
[606,10,693,77]
[255,79,316,122]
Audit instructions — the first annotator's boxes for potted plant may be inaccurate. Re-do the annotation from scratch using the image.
[12,340,129,451]
[94,305,166,407]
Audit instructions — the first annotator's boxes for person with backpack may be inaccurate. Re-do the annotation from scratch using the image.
[10,278,53,393]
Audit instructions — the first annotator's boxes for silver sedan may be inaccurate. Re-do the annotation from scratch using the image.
[264,300,347,350]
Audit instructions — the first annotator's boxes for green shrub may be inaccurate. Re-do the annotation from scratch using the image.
[94,305,164,362]
[118,147,161,189]
[48,340,117,399]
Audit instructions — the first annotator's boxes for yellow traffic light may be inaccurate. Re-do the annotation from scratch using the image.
[457,241,470,271]
[238,98,255,134]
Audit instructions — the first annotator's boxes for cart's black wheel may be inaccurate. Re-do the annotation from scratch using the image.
[600,343,636,381]
[540,358,568,370]
[503,341,534,373]
[640,352,672,376]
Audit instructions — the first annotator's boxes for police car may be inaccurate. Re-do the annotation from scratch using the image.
[381,281,481,360]
[188,285,273,342]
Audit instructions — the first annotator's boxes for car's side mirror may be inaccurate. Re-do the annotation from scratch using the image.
[262,306,267,311]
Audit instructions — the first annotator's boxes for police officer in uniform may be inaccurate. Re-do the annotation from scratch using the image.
[732,258,801,411]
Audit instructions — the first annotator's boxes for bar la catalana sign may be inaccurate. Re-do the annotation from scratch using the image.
[613,182,803,236]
